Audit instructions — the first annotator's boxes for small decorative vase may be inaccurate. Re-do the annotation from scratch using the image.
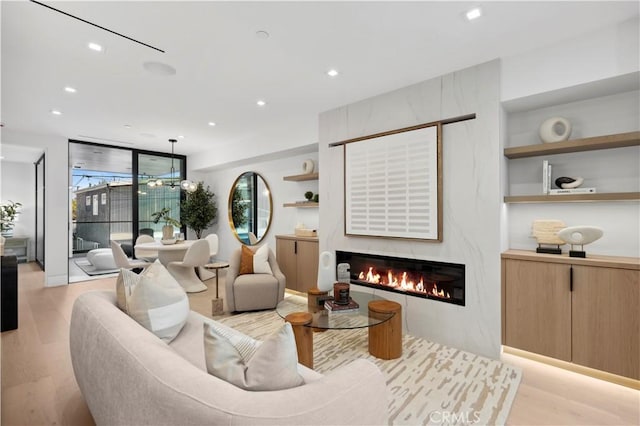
[539,117,572,143]
[302,159,315,174]
[162,225,174,240]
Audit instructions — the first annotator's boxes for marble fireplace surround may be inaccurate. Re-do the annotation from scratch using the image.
[319,60,502,359]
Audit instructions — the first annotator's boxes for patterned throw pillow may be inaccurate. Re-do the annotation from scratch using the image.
[204,322,304,391]
[238,244,273,275]
[126,260,190,343]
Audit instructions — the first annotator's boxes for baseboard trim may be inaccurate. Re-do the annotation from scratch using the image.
[503,346,639,390]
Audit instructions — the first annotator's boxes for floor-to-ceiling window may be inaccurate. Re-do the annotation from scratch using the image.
[68,141,186,282]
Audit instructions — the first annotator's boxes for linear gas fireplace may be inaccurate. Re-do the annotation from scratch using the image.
[335,251,465,306]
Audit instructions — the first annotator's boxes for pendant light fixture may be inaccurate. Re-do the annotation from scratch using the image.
[168,138,179,191]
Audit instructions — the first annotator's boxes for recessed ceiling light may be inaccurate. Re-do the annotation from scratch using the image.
[143,61,176,76]
[466,7,482,21]
[88,42,103,52]
[256,30,270,39]
[327,69,339,77]
[51,109,62,115]
[178,135,184,139]
[256,100,267,107]
[64,86,77,93]
[208,122,217,127]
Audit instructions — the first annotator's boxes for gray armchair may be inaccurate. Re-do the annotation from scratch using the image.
[225,245,286,312]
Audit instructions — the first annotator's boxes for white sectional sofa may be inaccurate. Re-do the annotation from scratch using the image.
[70,291,388,425]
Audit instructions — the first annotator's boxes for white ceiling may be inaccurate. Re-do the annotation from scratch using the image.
[2,1,638,165]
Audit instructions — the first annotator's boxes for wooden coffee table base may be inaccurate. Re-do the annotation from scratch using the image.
[285,312,314,369]
[368,300,402,360]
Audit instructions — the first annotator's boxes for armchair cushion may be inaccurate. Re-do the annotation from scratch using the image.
[204,322,304,391]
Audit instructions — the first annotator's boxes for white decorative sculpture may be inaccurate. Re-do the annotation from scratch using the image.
[557,226,603,258]
[531,219,566,254]
[539,117,572,143]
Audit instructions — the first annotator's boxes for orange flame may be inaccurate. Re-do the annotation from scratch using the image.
[357,266,451,299]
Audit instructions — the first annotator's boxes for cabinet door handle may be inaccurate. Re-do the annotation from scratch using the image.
[569,266,573,292]
[294,241,297,254]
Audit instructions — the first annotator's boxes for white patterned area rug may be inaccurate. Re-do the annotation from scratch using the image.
[218,296,522,426]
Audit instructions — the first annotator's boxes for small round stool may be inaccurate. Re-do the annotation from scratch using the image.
[285,312,314,369]
[368,300,402,360]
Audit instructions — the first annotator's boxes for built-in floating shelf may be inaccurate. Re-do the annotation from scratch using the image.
[504,131,640,159]
[283,172,319,182]
[283,202,319,208]
[504,192,640,203]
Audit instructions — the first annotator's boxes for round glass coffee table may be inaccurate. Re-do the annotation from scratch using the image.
[276,290,399,368]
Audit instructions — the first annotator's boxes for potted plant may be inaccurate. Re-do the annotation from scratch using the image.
[1,201,22,237]
[151,207,181,240]
[230,186,248,229]
[180,182,217,239]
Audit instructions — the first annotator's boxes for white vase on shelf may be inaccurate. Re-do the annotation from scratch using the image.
[539,117,572,143]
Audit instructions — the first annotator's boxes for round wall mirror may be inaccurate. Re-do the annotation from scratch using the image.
[228,172,272,245]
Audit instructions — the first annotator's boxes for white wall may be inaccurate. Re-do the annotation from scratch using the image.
[502,17,639,103]
[197,151,319,262]
[1,161,36,260]
[1,129,69,286]
[319,60,502,359]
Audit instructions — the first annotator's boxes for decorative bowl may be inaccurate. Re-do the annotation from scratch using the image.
[160,239,177,245]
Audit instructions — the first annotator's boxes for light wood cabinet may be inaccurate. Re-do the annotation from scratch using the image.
[571,265,639,379]
[502,250,639,380]
[276,235,319,293]
[503,259,571,361]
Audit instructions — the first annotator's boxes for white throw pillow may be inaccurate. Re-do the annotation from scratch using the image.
[127,261,190,343]
[204,322,304,391]
[115,268,142,313]
[252,244,273,275]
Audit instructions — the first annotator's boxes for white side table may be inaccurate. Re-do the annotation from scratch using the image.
[203,261,229,315]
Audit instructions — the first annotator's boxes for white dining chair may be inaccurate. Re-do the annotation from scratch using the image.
[198,234,219,281]
[110,240,152,271]
[134,234,158,262]
[167,239,210,293]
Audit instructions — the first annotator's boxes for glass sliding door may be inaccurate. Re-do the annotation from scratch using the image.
[70,143,133,255]
[137,153,184,239]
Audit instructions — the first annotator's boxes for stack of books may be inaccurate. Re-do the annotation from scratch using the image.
[324,298,360,314]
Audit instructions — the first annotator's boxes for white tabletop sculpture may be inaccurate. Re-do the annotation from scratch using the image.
[557,226,603,258]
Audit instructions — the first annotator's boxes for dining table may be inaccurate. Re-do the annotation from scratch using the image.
[134,239,196,266]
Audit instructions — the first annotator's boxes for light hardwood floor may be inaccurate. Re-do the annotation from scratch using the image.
[1,262,639,425]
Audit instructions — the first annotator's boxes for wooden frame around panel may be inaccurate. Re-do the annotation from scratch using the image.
[341,122,443,242]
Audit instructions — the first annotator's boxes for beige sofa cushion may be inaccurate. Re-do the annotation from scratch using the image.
[204,322,304,391]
